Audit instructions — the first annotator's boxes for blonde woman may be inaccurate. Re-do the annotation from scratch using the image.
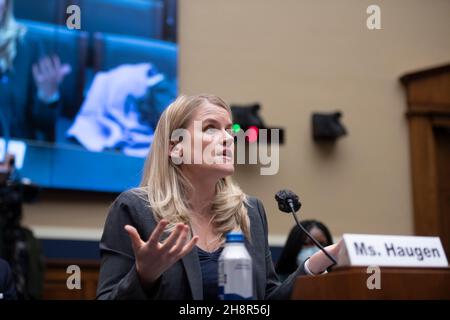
[97,94,340,300]
[0,0,70,141]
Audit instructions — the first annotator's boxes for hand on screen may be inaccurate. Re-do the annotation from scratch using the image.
[124,220,199,286]
[32,55,71,100]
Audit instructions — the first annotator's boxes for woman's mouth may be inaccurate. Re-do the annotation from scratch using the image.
[216,149,233,160]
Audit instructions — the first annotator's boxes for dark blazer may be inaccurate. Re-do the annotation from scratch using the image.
[97,189,305,300]
[0,33,60,141]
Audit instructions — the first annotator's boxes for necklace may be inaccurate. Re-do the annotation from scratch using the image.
[190,219,223,252]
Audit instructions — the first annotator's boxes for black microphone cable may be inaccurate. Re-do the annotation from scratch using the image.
[275,189,337,268]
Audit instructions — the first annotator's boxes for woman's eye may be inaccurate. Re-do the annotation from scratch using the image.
[203,125,215,132]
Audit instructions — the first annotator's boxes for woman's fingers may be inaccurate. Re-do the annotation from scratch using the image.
[330,239,344,257]
[168,225,189,255]
[178,235,199,258]
[147,219,168,248]
[52,55,61,72]
[327,240,342,256]
[32,64,41,82]
[174,225,189,248]
[127,220,196,265]
[124,225,144,253]
[59,64,72,79]
[41,57,52,76]
[161,223,185,250]
[52,55,63,81]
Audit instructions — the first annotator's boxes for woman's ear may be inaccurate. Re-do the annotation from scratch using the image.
[169,142,183,165]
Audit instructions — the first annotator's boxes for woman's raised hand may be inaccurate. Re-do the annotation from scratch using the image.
[124,219,199,286]
[32,55,71,101]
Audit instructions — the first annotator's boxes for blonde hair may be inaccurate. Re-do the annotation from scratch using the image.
[0,0,26,73]
[137,94,250,242]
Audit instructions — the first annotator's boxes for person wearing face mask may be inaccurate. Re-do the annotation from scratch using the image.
[275,220,335,281]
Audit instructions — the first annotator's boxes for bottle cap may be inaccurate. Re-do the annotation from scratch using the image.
[226,232,244,243]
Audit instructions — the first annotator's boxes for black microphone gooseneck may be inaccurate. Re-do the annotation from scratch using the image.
[275,189,337,268]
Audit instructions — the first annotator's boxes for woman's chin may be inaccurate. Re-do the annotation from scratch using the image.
[212,163,235,177]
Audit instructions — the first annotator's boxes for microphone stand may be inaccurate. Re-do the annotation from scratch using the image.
[287,198,337,267]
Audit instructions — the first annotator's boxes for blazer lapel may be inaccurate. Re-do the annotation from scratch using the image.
[181,246,203,300]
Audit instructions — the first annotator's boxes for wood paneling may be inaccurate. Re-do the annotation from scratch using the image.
[435,127,450,254]
[292,267,450,299]
[407,116,440,236]
[400,64,450,256]
[401,64,450,107]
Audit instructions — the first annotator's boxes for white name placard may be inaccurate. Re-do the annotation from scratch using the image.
[340,234,449,268]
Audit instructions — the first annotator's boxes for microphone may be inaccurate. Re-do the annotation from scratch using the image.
[275,189,337,268]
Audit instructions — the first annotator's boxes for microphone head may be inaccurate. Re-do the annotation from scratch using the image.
[275,189,301,213]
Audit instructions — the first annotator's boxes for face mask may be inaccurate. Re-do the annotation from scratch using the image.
[296,246,320,267]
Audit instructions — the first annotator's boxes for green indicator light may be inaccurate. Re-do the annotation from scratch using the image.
[232,124,241,133]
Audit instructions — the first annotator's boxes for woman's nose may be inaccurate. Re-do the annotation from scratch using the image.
[223,128,234,146]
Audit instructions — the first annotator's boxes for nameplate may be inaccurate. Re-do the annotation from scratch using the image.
[339,234,449,268]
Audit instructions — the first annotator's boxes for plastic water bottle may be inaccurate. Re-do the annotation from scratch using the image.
[218,232,253,300]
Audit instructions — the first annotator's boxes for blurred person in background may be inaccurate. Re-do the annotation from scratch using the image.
[0,0,70,141]
[276,220,336,280]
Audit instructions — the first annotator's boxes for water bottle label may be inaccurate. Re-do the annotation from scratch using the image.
[218,259,253,300]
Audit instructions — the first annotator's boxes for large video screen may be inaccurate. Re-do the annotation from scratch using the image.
[0,0,178,192]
